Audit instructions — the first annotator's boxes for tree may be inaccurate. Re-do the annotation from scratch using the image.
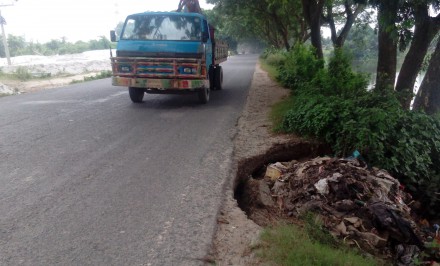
[204,9,239,52]
[89,36,111,50]
[322,0,367,48]
[413,38,440,114]
[7,34,26,56]
[0,36,4,57]
[207,0,305,50]
[46,39,62,52]
[373,0,400,92]
[301,0,326,58]
[344,24,378,67]
[395,1,440,109]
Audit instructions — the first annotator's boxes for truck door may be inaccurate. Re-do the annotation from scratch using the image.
[203,19,213,71]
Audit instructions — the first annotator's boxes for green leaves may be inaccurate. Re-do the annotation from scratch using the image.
[277,44,324,90]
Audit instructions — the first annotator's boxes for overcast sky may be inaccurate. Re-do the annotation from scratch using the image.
[0,0,214,42]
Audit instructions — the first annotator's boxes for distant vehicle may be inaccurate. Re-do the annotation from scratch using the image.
[110,11,228,104]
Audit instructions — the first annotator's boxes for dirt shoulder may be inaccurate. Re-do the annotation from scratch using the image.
[210,62,295,265]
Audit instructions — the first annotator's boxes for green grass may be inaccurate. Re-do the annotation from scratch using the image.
[258,224,379,266]
[260,58,295,133]
[70,70,112,84]
[269,95,295,132]
[260,58,279,82]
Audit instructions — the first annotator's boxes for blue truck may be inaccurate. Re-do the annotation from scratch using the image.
[110,11,228,104]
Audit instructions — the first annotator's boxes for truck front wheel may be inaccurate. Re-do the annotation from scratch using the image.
[129,87,144,103]
[214,66,223,90]
[198,86,210,104]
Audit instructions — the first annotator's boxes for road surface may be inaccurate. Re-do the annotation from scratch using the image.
[0,55,258,265]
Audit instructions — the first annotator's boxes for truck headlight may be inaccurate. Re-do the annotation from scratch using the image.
[180,67,197,74]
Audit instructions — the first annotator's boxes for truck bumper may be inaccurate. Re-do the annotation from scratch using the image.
[112,77,208,90]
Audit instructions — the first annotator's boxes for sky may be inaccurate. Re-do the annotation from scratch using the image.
[0,0,214,43]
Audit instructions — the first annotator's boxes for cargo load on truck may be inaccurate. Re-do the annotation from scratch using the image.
[110,7,228,104]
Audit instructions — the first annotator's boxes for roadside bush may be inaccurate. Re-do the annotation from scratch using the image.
[383,112,440,212]
[260,46,282,59]
[265,52,286,67]
[14,66,33,81]
[260,47,286,67]
[277,44,324,91]
[280,45,440,216]
[313,49,369,98]
[283,90,400,156]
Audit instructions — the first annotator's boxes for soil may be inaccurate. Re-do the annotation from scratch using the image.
[209,63,329,265]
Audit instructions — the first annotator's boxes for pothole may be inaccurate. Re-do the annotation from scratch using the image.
[234,140,331,226]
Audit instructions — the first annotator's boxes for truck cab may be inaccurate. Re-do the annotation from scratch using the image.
[110,12,227,104]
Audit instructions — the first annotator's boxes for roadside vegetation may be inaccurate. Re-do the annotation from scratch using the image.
[260,45,440,265]
[69,70,113,84]
[259,215,380,266]
[0,67,111,83]
[0,66,52,81]
[0,35,113,57]
[208,0,440,264]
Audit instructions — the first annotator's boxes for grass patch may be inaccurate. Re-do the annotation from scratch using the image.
[260,58,279,82]
[259,57,296,133]
[270,95,295,132]
[258,224,379,266]
[0,67,52,81]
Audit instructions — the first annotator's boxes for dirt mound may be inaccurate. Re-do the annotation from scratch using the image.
[0,50,111,94]
[240,156,440,265]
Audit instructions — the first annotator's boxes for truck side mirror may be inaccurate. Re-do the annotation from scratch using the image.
[202,31,209,43]
[110,30,117,42]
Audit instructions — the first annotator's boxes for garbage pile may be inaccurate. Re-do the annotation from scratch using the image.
[250,156,440,265]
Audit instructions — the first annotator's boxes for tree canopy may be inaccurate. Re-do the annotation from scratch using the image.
[207,0,440,112]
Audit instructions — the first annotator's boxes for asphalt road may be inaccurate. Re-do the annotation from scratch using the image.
[0,54,258,265]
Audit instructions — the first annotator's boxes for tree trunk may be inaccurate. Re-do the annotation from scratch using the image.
[302,0,325,58]
[395,5,438,109]
[272,12,291,50]
[326,1,364,48]
[413,39,440,115]
[375,1,399,92]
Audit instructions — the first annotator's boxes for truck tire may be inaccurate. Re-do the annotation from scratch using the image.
[209,66,215,90]
[198,86,210,104]
[214,66,223,90]
[129,87,144,103]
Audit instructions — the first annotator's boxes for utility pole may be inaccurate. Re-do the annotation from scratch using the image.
[0,1,15,65]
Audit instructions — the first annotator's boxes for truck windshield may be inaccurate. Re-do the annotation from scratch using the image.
[121,15,202,41]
